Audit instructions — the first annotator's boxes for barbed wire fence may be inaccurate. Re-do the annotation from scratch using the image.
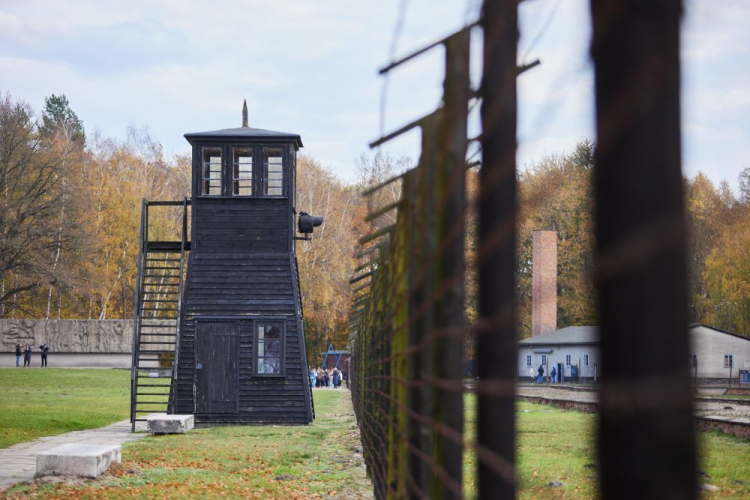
[348,1,696,499]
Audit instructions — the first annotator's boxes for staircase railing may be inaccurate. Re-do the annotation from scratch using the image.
[130,199,191,431]
[169,197,190,413]
[129,200,148,429]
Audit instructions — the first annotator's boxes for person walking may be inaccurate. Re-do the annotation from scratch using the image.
[537,364,545,384]
[23,344,32,367]
[15,343,22,367]
[551,366,557,384]
[309,368,316,388]
[333,368,341,389]
[39,343,49,367]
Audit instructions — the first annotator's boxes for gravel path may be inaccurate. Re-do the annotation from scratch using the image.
[517,385,750,420]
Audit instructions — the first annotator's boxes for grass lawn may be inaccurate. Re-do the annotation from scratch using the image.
[464,396,750,498]
[2,371,748,498]
[0,368,131,449]
[6,389,372,500]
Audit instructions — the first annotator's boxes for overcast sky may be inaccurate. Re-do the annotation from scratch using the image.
[1,0,747,188]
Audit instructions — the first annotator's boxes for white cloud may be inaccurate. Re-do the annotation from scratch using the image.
[0,0,746,190]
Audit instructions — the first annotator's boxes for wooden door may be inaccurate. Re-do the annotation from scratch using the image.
[195,321,239,414]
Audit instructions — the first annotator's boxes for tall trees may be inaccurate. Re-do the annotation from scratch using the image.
[39,93,88,318]
[0,94,70,316]
[690,168,750,334]
[0,90,746,338]
[296,155,360,367]
[516,141,597,337]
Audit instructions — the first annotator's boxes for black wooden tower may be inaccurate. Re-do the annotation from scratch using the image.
[130,103,318,428]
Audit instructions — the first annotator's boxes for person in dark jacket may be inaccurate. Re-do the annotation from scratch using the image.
[23,344,32,367]
[15,343,22,367]
[39,343,49,367]
[537,364,545,384]
[333,368,341,389]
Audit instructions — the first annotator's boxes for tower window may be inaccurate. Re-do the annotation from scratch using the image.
[202,147,222,196]
[233,148,253,196]
[255,323,284,375]
[263,148,284,196]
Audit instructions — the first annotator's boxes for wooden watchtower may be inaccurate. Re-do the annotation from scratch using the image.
[130,103,317,427]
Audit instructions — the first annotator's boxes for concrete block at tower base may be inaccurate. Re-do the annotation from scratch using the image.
[36,444,121,478]
[147,414,194,434]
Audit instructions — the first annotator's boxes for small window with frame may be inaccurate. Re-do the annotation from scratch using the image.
[233,147,253,196]
[526,355,532,367]
[584,354,589,366]
[566,354,571,366]
[541,355,547,366]
[255,322,284,376]
[724,354,733,369]
[202,147,222,196]
[263,147,284,196]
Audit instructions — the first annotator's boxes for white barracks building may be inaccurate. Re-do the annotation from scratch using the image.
[519,230,750,383]
[517,324,750,382]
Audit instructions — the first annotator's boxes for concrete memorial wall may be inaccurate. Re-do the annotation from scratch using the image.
[1,320,134,367]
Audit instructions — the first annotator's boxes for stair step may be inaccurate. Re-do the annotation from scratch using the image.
[135,384,172,388]
[143,291,179,295]
[144,266,181,270]
[146,258,182,262]
[142,307,179,311]
[142,300,179,303]
[136,392,171,396]
[139,341,177,345]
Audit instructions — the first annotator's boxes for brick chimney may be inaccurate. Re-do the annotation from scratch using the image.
[532,230,557,336]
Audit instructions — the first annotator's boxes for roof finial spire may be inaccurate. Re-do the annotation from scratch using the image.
[242,99,248,128]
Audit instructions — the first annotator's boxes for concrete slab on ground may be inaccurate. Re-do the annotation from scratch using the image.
[147,414,194,434]
[0,419,149,492]
[36,444,121,478]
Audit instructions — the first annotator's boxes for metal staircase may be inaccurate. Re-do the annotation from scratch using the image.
[130,199,190,431]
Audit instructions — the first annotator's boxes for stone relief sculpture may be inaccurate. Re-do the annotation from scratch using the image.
[0,320,134,353]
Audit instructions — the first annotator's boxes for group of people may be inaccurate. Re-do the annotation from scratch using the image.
[14,343,49,367]
[310,367,346,389]
[531,364,557,383]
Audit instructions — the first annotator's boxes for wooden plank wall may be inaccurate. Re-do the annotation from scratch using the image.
[192,198,290,253]
[174,252,310,424]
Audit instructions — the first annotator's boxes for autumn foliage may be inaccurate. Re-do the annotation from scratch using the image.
[1,93,748,349]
